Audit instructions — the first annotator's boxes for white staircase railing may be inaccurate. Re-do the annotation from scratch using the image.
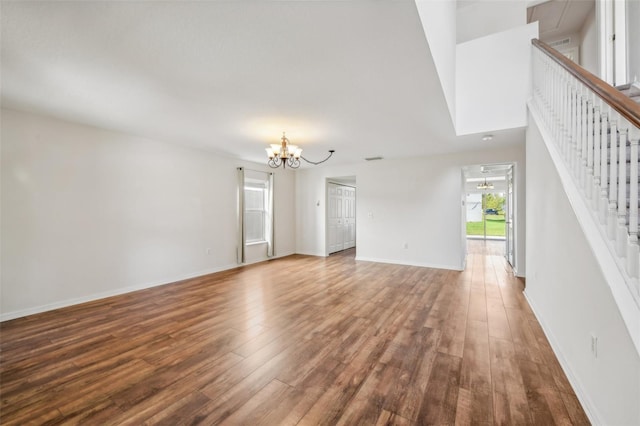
[531,39,640,306]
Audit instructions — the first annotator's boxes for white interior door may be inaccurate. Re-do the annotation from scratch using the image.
[328,182,356,254]
[336,186,345,251]
[328,184,340,254]
[344,187,356,249]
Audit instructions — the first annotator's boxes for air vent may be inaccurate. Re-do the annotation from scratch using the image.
[549,38,571,48]
[364,156,383,161]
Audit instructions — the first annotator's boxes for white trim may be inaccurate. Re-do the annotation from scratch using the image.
[354,256,462,271]
[598,0,614,84]
[327,181,356,188]
[0,264,236,322]
[528,100,640,355]
[0,251,297,323]
[239,251,295,266]
[524,291,602,426]
[296,251,328,257]
[613,0,627,85]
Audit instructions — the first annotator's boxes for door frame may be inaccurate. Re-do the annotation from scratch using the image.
[505,166,515,267]
[462,162,516,271]
[325,177,357,256]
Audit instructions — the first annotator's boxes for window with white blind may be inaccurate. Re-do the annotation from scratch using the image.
[244,180,269,244]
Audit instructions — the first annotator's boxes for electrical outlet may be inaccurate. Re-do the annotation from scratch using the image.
[403,242,409,249]
[206,248,211,255]
[591,334,598,358]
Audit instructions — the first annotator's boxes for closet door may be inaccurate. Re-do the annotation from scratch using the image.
[328,184,340,254]
[344,187,356,249]
[328,183,356,254]
[335,186,345,251]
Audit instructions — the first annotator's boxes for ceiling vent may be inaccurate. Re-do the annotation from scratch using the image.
[364,156,383,161]
[549,38,571,48]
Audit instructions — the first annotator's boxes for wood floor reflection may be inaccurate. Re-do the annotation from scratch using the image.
[0,250,588,425]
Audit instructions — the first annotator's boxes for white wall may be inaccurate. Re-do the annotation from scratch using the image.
[415,0,457,125]
[525,113,640,426]
[456,23,539,136]
[1,108,296,320]
[456,0,526,44]
[580,7,599,76]
[296,143,526,275]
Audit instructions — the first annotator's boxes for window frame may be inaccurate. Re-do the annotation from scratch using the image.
[243,180,269,244]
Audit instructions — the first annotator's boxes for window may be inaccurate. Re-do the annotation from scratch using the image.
[244,180,269,244]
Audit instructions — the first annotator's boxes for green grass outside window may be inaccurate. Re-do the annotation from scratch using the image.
[466,214,506,237]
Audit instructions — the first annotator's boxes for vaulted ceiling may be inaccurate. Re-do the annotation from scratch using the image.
[1,1,524,167]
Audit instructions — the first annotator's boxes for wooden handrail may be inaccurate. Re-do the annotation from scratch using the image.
[532,38,640,129]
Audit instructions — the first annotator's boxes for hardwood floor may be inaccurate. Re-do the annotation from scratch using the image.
[466,239,505,256]
[0,248,589,425]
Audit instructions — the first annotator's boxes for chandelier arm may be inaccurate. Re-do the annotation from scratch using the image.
[268,157,282,168]
[300,150,335,165]
[287,157,301,169]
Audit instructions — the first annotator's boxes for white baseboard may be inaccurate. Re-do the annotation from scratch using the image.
[1,262,238,322]
[1,252,303,323]
[514,267,525,278]
[241,251,296,266]
[524,290,602,426]
[354,256,462,271]
[295,251,327,257]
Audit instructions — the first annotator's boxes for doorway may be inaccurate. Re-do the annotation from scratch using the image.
[326,177,356,255]
[463,164,515,267]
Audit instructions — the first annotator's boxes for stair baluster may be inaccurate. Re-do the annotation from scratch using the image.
[618,126,629,256]
[609,115,619,239]
[587,94,594,199]
[581,85,588,188]
[575,85,582,178]
[569,84,578,176]
[600,110,610,223]
[563,70,571,160]
[593,103,602,210]
[531,38,640,332]
[628,129,639,278]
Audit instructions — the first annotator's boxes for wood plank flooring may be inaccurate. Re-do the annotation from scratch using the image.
[0,246,589,425]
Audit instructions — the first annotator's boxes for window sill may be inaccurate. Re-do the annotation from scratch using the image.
[246,241,268,246]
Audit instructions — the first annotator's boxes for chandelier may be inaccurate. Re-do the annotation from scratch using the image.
[477,178,494,190]
[266,132,334,169]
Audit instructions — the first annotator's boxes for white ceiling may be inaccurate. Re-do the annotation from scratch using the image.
[1,1,524,167]
[527,0,595,40]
